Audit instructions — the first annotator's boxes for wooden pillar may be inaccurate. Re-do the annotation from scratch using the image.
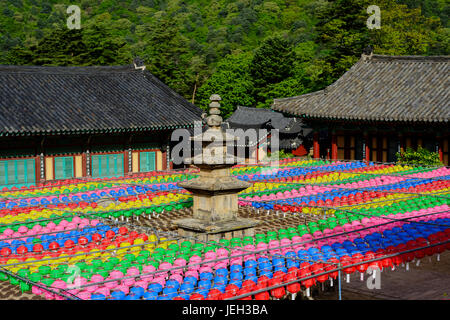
[313,131,320,159]
[162,148,167,170]
[331,133,338,160]
[363,133,370,162]
[81,152,87,177]
[399,134,405,154]
[437,136,443,162]
[35,156,42,185]
[124,150,129,175]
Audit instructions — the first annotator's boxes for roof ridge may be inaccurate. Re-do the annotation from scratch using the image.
[237,106,274,112]
[0,64,135,75]
[368,54,450,62]
[273,89,325,103]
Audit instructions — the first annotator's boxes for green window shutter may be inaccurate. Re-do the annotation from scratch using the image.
[17,160,25,184]
[117,154,124,176]
[64,157,73,178]
[0,159,36,188]
[91,155,100,178]
[101,155,108,177]
[139,152,156,172]
[0,161,6,185]
[109,155,115,177]
[55,158,63,179]
[7,161,15,184]
[27,159,35,184]
[55,157,74,180]
[91,154,124,178]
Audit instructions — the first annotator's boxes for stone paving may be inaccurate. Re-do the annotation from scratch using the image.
[318,251,450,300]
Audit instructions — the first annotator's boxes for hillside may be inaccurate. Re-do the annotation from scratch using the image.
[1,0,448,114]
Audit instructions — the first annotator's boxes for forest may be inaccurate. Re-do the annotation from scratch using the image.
[1,0,448,116]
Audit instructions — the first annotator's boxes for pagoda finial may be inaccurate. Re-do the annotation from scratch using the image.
[206,94,222,129]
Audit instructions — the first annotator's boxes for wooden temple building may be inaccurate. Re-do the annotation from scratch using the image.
[272,54,449,165]
[0,59,202,188]
[225,106,313,162]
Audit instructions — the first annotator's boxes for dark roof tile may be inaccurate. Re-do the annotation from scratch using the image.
[0,64,203,135]
[272,55,449,123]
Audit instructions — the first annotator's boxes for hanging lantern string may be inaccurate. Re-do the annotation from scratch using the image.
[0,199,193,228]
[1,205,447,295]
[225,238,450,300]
[241,174,450,200]
[0,266,80,300]
[36,205,450,263]
[49,237,450,297]
[0,166,198,197]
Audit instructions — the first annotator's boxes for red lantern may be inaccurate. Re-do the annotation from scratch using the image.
[270,277,285,299]
[138,233,148,241]
[16,245,28,255]
[257,275,270,287]
[119,227,128,235]
[414,238,427,262]
[401,242,415,270]
[64,239,75,249]
[33,243,44,253]
[285,272,300,299]
[242,279,256,292]
[225,284,239,296]
[206,289,222,300]
[130,231,139,239]
[49,251,61,258]
[92,233,102,243]
[220,292,234,300]
[189,293,205,300]
[237,288,252,300]
[254,284,270,300]
[311,262,327,283]
[340,255,355,283]
[300,266,314,297]
[105,230,115,239]
[353,253,367,280]
[78,236,89,246]
[49,242,59,251]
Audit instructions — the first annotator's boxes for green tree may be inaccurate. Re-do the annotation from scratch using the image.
[132,16,193,98]
[249,36,296,95]
[196,52,255,118]
[314,0,446,83]
[4,27,129,66]
[396,147,443,166]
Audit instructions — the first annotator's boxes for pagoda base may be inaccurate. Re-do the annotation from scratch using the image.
[173,217,260,243]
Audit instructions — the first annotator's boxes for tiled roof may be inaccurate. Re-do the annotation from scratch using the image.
[272,55,450,123]
[0,62,203,136]
[227,106,305,133]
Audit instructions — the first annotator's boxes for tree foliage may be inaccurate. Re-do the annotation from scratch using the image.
[0,0,447,115]
[396,147,443,166]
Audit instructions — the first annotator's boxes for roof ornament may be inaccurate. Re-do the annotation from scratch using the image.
[133,57,146,71]
[362,45,373,61]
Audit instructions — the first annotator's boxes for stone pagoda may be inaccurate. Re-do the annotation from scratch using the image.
[172,94,259,242]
